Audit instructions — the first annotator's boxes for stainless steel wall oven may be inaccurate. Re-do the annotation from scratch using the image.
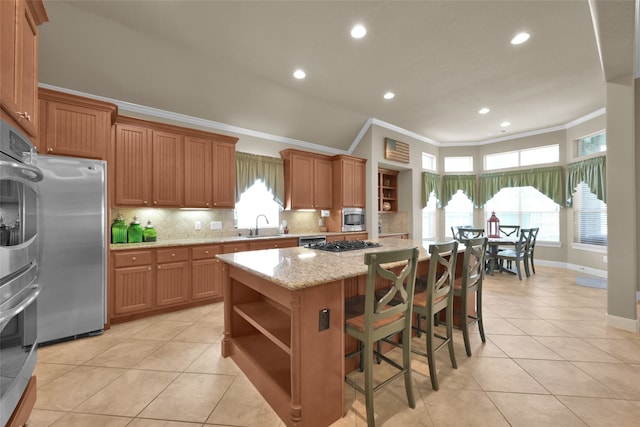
[0,118,42,427]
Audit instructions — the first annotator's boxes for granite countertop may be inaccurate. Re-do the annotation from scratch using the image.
[109,231,364,251]
[216,238,437,291]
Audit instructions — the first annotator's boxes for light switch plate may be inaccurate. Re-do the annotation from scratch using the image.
[210,221,222,230]
[194,221,202,231]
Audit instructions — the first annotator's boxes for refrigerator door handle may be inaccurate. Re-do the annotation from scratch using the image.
[0,284,40,330]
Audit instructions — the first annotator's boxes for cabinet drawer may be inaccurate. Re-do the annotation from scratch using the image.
[156,247,189,263]
[222,242,250,253]
[114,251,153,268]
[192,245,221,260]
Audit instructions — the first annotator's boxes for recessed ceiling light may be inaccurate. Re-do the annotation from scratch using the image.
[501,121,511,127]
[351,24,367,39]
[293,69,306,79]
[383,92,395,100]
[511,32,530,45]
[478,107,490,115]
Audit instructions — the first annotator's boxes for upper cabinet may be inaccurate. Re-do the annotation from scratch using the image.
[114,116,237,208]
[0,0,48,137]
[281,149,332,210]
[332,155,366,208]
[35,88,117,159]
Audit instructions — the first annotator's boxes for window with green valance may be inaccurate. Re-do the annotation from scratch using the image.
[236,152,284,206]
[421,171,441,208]
[479,166,564,207]
[442,175,477,207]
[566,155,606,207]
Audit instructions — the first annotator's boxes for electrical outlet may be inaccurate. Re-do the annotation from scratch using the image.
[319,308,330,331]
[210,221,222,230]
[194,221,202,231]
[603,255,607,263]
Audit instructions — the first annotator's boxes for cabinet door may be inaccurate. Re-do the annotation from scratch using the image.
[42,101,109,159]
[184,136,213,208]
[339,159,355,207]
[0,0,20,119]
[314,157,333,209]
[156,261,189,306]
[212,141,236,207]
[192,258,222,300]
[17,1,38,137]
[114,265,153,315]
[152,131,184,207]
[289,153,314,209]
[0,0,38,137]
[353,160,366,208]
[115,123,152,206]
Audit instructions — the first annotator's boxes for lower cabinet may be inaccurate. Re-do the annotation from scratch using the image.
[113,251,154,315]
[191,245,223,300]
[156,248,189,307]
[327,233,368,242]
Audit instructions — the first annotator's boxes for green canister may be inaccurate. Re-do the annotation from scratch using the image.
[127,216,143,243]
[111,213,127,244]
[143,220,157,242]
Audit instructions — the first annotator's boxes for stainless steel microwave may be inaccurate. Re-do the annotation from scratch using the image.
[342,208,365,232]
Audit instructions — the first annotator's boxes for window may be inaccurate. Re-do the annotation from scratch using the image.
[422,153,436,171]
[484,144,559,170]
[235,180,281,229]
[573,182,607,246]
[577,132,606,157]
[483,187,560,242]
[444,156,473,172]
[422,192,437,241]
[445,190,474,237]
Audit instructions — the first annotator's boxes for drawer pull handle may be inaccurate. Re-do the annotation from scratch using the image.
[132,257,137,261]
[148,267,151,271]
[158,266,161,269]
[171,253,175,257]
[47,148,53,153]
[205,250,209,254]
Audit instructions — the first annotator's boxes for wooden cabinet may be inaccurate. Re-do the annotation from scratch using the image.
[191,245,223,300]
[115,116,237,208]
[212,141,236,207]
[184,136,213,208]
[152,130,184,207]
[249,237,298,251]
[378,168,399,212]
[155,248,189,307]
[281,149,332,210]
[35,88,117,159]
[115,122,153,206]
[0,0,47,138]
[113,251,154,315]
[332,155,366,208]
[6,376,36,427]
[326,233,368,243]
[222,242,250,253]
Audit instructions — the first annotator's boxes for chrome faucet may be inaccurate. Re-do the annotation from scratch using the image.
[255,214,269,236]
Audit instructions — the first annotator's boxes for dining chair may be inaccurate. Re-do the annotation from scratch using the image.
[497,225,520,269]
[451,225,473,241]
[412,240,458,390]
[456,237,487,356]
[525,227,539,274]
[496,228,533,280]
[344,247,420,427]
[457,227,484,240]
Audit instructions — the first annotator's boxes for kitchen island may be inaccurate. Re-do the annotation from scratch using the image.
[217,239,463,427]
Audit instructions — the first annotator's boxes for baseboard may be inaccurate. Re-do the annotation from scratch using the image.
[535,259,607,278]
[606,313,639,332]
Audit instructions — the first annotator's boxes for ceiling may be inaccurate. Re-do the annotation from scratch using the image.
[38,1,621,152]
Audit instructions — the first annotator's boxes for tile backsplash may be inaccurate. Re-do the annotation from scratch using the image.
[111,208,327,240]
[111,208,409,240]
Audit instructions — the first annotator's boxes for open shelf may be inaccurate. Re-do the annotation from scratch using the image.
[378,168,399,212]
[234,301,292,355]
[233,334,292,396]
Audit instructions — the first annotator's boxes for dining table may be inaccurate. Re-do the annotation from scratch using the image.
[486,236,518,275]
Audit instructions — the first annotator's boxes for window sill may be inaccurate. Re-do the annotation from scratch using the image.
[571,243,607,253]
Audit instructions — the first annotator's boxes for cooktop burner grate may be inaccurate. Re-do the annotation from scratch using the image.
[308,240,382,252]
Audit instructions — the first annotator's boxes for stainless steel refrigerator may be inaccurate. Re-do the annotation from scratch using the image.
[36,155,106,344]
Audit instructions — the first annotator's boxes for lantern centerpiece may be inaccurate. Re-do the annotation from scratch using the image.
[487,211,500,238]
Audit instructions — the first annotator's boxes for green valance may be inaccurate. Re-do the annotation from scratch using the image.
[566,155,606,207]
[421,172,441,208]
[479,166,563,207]
[236,152,284,206]
[442,175,477,207]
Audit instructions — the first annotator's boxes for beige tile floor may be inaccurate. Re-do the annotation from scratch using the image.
[28,266,640,427]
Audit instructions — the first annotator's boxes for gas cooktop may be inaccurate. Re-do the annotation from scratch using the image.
[308,240,382,252]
